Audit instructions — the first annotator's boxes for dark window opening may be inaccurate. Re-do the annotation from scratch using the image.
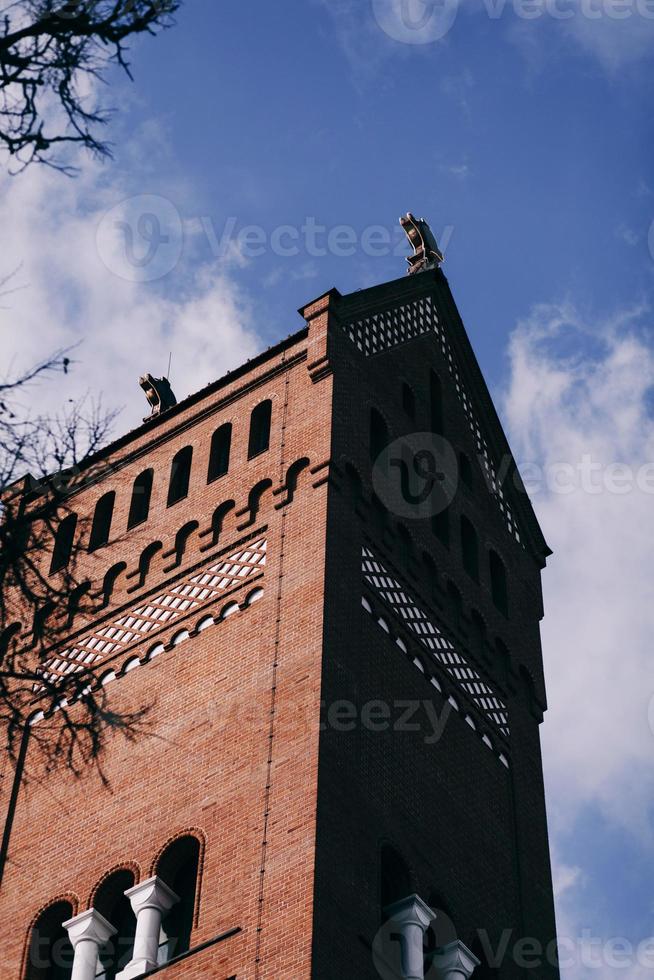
[471,609,486,655]
[461,515,479,582]
[371,494,388,538]
[432,508,450,547]
[24,901,74,980]
[168,446,193,507]
[156,836,201,964]
[490,550,508,617]
[459,453,473,489]
[248,400,272,459]
[430,371,444,435]
[397,524,414,567]
[422,552,439,599]
[380,845,411,922]
[94,870,136,980]
[447,581,463,630]
[127,469,153,529]
[89,492,115,552]
[370,408,389,463]
[49,513,77,574]
[207,423,231,483]
[402,383,416,420]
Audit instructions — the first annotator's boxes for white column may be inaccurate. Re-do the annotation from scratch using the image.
[116,876,178,979]
[63,909,116,980]
[383,894,436,980]
[428,940,480,980]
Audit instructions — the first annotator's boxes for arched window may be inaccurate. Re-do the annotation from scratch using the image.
[432,508,450,548]
[447,581,463,630]
[380,845,411,921]
[397,524,414,567]
[168,447,193,507]
[248,400,272,459]
[471,609,486,654]
[370,408,389,463]
[460,515,479,582]
[127,470,153,529]
[155,836,200,962]
[94,869,136,980]
[489,550,508,617]
[371,494,388,538]
[459,452,473,489]
[49,513,77,574]
[89,492,115,552]
[430,371,444,435]
[402,383,416,420]
[24,900,74,980]
[207,423,231,483]
[422,552,439,600]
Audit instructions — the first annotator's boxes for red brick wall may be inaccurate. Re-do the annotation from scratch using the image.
[0,324,333,980]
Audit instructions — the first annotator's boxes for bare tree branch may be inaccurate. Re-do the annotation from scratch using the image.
[0,0,180,172]
[0,348,148,776]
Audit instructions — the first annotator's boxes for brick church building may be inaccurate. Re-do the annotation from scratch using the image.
[0,221,559,980]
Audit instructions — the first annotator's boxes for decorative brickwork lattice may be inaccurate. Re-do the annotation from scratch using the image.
[343,296,435,356]
[40,539,267,685]
[362,545,510,738]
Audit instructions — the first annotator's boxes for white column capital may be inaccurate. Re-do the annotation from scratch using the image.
[116,877,179,979]
[63,908,116,949]
[384,893,436,931]
[382,894,436,980]
[429,940,480,980]
[124,876,179,916]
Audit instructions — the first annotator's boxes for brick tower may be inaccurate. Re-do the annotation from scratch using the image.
[0,234,559,980]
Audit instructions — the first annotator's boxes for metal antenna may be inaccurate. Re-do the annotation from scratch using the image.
[166,351,172,381]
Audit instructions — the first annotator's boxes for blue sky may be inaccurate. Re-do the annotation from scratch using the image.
[2,1,654,975]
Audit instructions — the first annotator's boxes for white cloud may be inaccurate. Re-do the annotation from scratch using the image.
[0,128,263,437]
[502,301,654,973]
[503,301,654,839]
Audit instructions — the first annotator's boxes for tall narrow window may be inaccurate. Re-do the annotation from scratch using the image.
[24,900,74,980]
[167,446,193,507]
[207,423,232,483]
[447,581,463,630]
[94,869,136,980]
[432,508,450,547]
[88,492,115,552]
[380,845,411,922]
[402,383,416,420]
[248,400,272,459]
[430,371,444,435]
[156,836,201,962]
[459,452,473,489]
[490,549,508,617]
[370,408,389,463]
[49,513,77,574]
[127,469,153,529]
[460,515,479,582]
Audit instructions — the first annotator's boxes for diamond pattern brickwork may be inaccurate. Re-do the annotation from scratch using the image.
[40,539,267,685]
[362,545,510,738]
